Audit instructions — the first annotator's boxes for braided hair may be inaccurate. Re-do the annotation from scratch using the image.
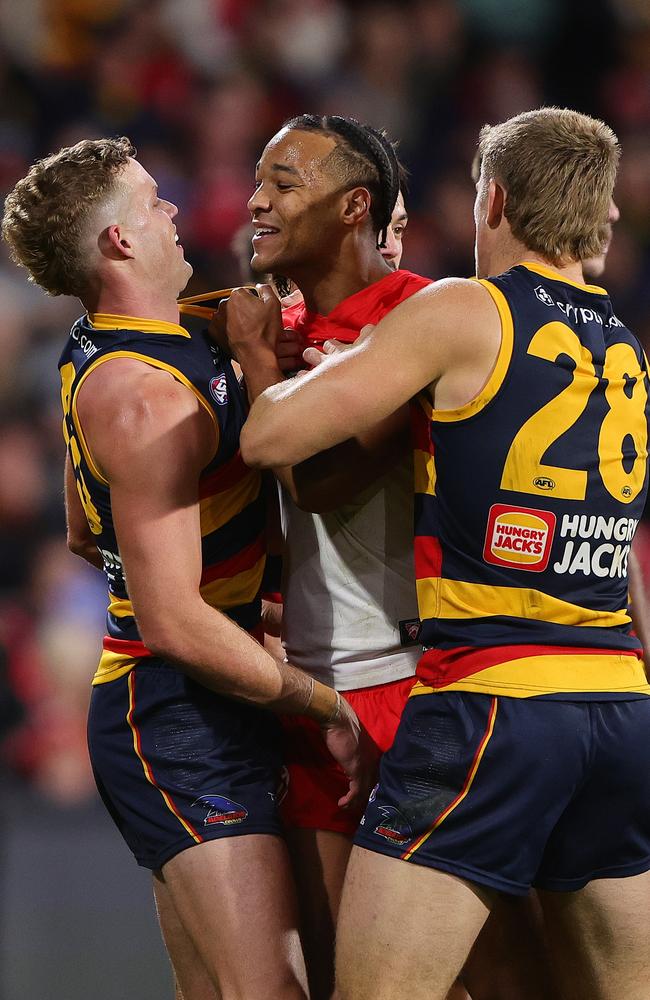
[282,114,401,248]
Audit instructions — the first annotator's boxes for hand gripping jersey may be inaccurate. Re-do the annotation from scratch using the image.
[281,269,431,690]
[412,263,650,700]
[59,314,266,685]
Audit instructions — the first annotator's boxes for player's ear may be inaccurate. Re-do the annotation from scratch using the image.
[341,186,372,228]
[486,179,506,230]
[99,224,136,260]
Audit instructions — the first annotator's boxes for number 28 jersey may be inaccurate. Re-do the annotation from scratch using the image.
[412,262,650,700]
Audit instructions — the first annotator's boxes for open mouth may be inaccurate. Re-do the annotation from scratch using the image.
[252,224,279,244]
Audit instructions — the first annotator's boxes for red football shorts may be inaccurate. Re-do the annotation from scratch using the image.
[280,674,416,835]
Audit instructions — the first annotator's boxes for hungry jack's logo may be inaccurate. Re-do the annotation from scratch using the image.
[483,504,556,572]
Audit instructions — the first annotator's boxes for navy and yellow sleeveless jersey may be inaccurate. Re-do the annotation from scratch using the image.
[58,313,266,686]
[412,262,650,700]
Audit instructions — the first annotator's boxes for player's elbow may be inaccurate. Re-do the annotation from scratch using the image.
[240,421,276,469]
[138,624,182,663]
[67,531,99,565]
[66,531,87,558]
[136,611,186,663]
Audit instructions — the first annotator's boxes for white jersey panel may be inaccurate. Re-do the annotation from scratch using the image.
[280,455,420,690]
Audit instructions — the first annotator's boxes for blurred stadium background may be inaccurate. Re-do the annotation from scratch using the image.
[0,0,649,996]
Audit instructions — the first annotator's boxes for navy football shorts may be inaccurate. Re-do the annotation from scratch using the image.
[88,658,285,871]
[355,691,650,895]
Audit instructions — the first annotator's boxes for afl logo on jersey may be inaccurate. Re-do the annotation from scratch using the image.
[533,476,555,491]
[483,504,556,572]
[209,374,228,405]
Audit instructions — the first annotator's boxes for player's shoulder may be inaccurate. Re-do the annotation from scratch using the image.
[401,275,494,315]
[78,356,204,436]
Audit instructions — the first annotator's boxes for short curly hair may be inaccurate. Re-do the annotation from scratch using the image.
[477,108,620,265]
[2,136,135,297]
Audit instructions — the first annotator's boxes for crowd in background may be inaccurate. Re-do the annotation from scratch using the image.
[1,0,650,805]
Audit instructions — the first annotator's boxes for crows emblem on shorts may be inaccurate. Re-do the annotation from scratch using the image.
[192,794,248,826]
[374,806,412,846]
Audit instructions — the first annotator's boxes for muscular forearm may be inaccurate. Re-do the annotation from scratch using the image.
[237,342,285,406]
[138,596,339,722]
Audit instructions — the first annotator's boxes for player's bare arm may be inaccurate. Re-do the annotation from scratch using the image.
[218,283,415,511]
[240,277,503,469]
[76,356,376,807]
[64,452,104,570]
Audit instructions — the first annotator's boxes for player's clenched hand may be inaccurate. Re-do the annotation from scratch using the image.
[321,699,380,810]
[218,283,283,362]
[276,327,304,372]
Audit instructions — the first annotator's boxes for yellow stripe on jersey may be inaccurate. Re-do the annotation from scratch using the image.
[200,556,266,610]
[410,654,650,698]
[414,448,437,496]
[416,576,632,630]
[199,471,262,537]
[429,279,514,423]
[519,263,607,296]
[71,351,219,486]
[93,648,140,685]
[107,593,134,619]
[88,313,191,337]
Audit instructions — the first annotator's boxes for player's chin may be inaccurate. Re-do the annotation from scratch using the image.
[251,249,282,276]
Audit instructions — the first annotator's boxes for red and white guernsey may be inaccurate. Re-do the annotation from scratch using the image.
[280,269,431,690]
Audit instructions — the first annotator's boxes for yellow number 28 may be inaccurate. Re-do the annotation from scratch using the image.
[500,322,648,505]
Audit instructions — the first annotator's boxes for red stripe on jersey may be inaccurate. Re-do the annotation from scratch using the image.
[417,643,642,688]
[200,533,266,586]
[414,535,443,580]
[103,636,154,657]
[199,450,248,498]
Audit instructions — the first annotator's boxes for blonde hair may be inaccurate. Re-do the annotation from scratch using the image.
[2,136,135,297]
[477,108,619,264]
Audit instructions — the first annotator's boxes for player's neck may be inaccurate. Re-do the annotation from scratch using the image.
[296,248,393,315]
[88,285,181,326]
[486,242,587,286]
[515,251,586,285]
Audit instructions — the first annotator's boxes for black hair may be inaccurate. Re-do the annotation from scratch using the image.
[282,113,401,247]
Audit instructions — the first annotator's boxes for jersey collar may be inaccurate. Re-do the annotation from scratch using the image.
[520,262,607,296]
[87,312,190,337]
